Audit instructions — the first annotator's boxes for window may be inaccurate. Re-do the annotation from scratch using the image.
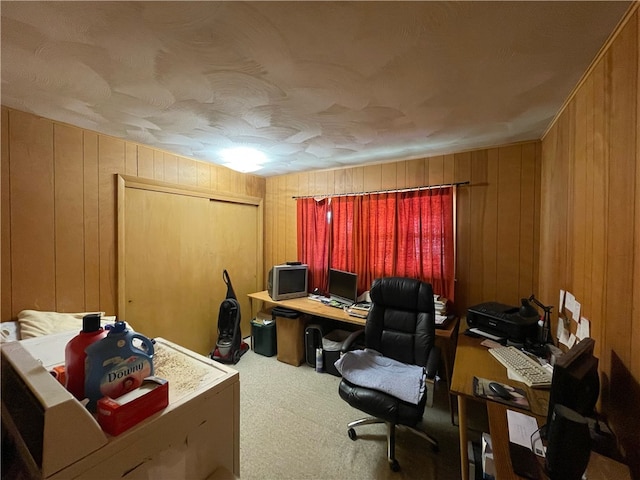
[297,187,455,301]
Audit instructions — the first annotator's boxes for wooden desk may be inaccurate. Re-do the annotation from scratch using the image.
[248,291,460,414]
[248,289,458,347]
[450,322,549,480]
[247,290,366,326]
[248,290,458,337]
[451,322,630,480]
[487,402,631,480]
[487,402,546,480]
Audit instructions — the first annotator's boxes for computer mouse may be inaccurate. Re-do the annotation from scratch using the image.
[488,382,512,400]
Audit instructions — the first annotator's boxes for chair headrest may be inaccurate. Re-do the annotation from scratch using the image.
[370,277,434,312]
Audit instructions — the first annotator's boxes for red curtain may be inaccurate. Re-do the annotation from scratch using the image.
[395,188,454,300]
[296,187,455,301]
[357,193,397,293]
[296,198,330,293]
[330,196,356,273]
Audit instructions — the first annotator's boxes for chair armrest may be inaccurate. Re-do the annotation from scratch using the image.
[425,345,440,380]
[424,345,440,408]
[340,329,365,353]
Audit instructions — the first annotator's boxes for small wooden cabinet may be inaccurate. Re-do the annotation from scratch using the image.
[1,332,239,479]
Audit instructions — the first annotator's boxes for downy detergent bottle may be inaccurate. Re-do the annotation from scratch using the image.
[84,321,154,411]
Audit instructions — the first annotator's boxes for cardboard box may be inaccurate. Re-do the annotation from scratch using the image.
[97,377,169,436]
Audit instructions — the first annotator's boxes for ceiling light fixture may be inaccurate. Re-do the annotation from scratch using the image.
[220,147,266,173]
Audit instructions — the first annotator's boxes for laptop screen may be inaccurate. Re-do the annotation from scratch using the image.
[328,268,358,304]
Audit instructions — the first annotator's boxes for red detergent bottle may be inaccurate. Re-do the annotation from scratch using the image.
[64,313,107,401]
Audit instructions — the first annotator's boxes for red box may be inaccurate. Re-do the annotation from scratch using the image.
[97,376,169,436]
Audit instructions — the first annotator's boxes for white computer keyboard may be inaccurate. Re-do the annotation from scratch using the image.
[488,346,552,388]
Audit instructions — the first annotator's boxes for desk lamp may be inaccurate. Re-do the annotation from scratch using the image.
[520,294,553,345]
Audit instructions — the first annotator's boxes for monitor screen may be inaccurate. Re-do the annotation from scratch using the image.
[267,264,308,301]
[278,268,307,295]
[328,268,358,304]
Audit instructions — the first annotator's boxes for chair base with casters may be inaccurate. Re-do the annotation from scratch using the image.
[346,416,439,472]
[339,363,440,472]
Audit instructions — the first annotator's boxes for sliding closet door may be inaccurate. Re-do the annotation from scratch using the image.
[209,200,259,338]
[120,177,261,355]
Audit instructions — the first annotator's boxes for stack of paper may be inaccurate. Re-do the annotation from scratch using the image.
[434,295,449,325]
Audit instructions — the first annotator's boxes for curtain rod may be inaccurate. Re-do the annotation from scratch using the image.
[291,181,469,199]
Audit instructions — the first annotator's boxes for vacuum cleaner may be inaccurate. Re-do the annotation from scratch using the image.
[210,270,250,364]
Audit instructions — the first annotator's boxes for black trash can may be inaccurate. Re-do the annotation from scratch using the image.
[251,316,277,357]
[323,329,353,376]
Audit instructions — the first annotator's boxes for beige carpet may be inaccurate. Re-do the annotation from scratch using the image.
[233,347,483,480]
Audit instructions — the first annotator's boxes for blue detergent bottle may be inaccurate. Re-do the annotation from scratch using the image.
[84,321,154,412]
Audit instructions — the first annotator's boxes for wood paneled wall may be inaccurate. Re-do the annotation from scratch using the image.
[539,6,639,475]
[1,107,265,321]
[3,9,636,468]
[264,141,541,317]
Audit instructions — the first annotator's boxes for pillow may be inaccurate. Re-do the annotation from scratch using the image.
[17,310,117,339]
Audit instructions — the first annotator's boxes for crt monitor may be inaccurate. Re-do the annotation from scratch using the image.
[545,337,599,433]
[328,268,358,305]
[267,264,308,301]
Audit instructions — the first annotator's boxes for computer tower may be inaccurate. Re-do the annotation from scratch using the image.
[305,325,323,367]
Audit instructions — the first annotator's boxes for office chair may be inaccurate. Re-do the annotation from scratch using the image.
[338,277,440,472]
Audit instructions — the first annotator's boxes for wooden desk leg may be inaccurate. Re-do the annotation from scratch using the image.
[249,298,265,320]
[458,395,468,480]
[442,344,456,425]
[441,344,455,425]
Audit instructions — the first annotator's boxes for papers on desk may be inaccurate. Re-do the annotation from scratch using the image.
[507,409,544,456]
[507,411,545,478]
[434,295,449,325]
[344,303,371,319]
[344,306,368,319]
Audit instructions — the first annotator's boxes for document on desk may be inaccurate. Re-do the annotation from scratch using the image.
[507,410,545,479]
[507,409,539,451]
[435,314,447,325]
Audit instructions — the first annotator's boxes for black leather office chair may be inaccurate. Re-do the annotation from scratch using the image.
[338,277,440,472]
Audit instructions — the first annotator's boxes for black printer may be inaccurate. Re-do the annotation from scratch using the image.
[466,301,538,343]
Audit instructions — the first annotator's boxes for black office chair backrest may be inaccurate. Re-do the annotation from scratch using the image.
[365,277,436,367]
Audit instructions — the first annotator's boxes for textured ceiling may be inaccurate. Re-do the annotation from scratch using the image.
[0,1,631,177]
